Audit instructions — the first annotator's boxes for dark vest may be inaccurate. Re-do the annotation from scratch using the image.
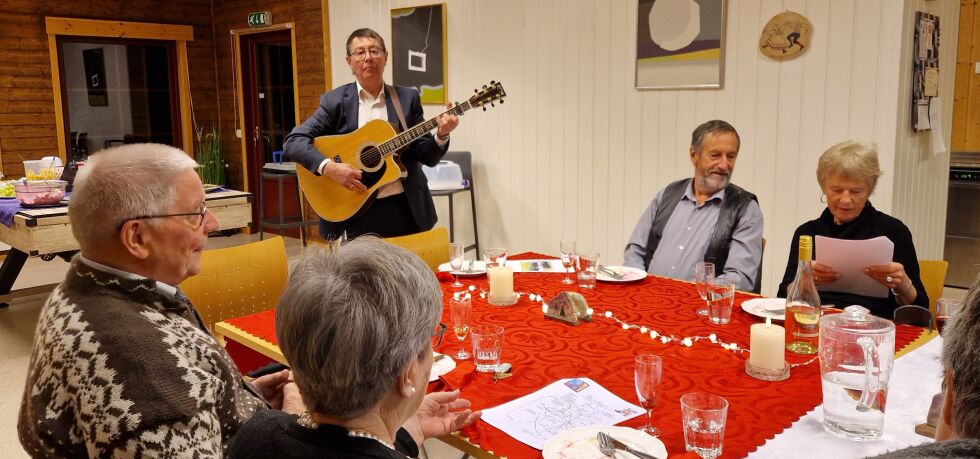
[642,178,761,293]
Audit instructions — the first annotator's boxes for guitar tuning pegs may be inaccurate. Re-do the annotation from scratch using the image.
[482,85,488,89]
[482,107,487,111]
[490,102,495,107]
[499,99,504,104]
[491,80,496,84]
[474,89,478,93]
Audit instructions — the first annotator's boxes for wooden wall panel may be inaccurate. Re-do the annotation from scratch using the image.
[327,0,958,296]
[0,0,216,177]
[952,0,979,151]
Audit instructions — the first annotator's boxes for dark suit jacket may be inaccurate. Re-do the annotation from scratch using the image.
[283,82,448,232]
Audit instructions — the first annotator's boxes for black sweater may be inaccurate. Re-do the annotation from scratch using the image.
[777,203,928,318]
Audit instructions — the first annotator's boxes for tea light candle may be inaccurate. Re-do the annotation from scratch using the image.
[749,317,785,370]
[488,266,514,301]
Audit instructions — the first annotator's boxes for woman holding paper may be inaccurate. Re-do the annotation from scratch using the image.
[777,141,928,317]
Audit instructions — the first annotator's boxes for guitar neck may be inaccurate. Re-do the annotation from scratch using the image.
[378,102,472,155]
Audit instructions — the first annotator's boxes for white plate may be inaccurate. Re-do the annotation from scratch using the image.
[428,353,457,382]
[596,266,648,283]
[543,425,667,459]
[741,297,787,321]
[438,260,487,277]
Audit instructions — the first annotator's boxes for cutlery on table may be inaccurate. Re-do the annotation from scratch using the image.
[597,431,660,459]
[764,308,785,315]
[599,266,624,280]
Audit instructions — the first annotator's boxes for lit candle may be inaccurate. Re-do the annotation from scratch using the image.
[749,317,785,370]
[488,266,514,301]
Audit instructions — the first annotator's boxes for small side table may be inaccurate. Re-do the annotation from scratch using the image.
[258,170,317,245]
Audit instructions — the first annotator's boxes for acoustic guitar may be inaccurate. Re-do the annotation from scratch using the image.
[296,81,506,223]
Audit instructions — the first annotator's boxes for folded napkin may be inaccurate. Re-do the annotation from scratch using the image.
[439,359,477,389]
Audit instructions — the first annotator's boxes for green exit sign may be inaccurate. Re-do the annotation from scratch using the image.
[248,11,272,27]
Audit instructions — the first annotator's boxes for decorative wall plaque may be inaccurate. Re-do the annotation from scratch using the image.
[759,11,812,60]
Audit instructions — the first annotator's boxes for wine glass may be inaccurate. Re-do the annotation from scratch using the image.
[634,354,663,436]
[450,296,472,360]
[695,262,715,316]
[560,240,576,284]
[449,242,465,287]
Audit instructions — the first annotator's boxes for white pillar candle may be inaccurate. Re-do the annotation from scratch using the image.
[488,266,514,300]
[749,317,785,370]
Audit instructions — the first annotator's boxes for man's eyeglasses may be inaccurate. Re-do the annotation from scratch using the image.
[350,47,385,60]
[431,322,447,348]
[117,204,208,230]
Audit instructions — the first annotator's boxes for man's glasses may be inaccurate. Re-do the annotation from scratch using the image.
[117,204,208,230]
[350,47,385,60]
[431,322,447,348]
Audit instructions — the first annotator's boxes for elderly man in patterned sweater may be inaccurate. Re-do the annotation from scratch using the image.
[18,144,303,457]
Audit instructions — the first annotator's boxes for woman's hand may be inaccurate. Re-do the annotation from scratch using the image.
[812,261,841,286]
[864,262,912,293]
[403,390,482,445]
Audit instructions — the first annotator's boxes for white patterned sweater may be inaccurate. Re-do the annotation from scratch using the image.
[18,258,267,458]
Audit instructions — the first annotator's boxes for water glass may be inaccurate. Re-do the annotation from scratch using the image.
[470,325,504,372]
[560,240,576,285]
[936,297,962,335]
[705,277,736,324]
[484,247,507,268]
[450,297,472,360]
[634,354,663,437]
[449,243,465,287]
[694,262,715,316]
[575,252,600,289]
[680,392,729,459]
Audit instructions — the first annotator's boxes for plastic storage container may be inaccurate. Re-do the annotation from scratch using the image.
[15,180,67,206]
[422,160,465,190]
[24,157,63,180]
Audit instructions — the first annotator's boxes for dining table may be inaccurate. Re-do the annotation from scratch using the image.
[215,252,932,458]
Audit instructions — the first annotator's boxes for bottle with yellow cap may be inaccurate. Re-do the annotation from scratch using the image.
[785,235,822,354]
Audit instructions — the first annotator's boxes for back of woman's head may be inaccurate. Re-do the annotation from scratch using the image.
[275,237,441,418]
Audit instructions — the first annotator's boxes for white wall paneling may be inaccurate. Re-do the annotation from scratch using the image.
[327,0,957,296]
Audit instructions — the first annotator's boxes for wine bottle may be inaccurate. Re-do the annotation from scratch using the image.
[785,235,822,355]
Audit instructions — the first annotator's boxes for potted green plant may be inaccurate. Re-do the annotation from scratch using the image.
[195,125,226,187]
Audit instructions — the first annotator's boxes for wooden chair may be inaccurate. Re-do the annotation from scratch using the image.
[918,259,949,315]
[384,227,450,271]
[179,236,288,333]
[893,304,934,330]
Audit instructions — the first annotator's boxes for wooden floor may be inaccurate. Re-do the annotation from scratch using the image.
[0,233,465,458]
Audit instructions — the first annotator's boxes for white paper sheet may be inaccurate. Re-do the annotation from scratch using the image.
[915,101,931,130]
[930,97,948,155]
[815,235,894,298]
[481,377,644,450]
[504,259,568,273]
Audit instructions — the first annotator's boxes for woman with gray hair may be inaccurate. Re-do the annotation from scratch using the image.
[227,237,480,458]
[777,141,928,317]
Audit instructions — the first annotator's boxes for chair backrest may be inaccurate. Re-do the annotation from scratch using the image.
[384,227,450,270]
[443,151,473,185]
[918,259,949,315]
[179,236,289,332]
[893,304,935,330]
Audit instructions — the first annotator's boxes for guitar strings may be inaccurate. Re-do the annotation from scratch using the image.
[358,101,474,165]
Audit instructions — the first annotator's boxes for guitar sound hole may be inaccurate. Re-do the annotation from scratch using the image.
[360,147,382,168]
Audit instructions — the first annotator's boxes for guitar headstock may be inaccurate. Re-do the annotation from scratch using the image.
[467,81,506,111]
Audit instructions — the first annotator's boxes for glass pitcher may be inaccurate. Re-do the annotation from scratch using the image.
[818,305,895,441]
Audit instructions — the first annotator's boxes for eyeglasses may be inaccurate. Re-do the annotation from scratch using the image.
[118,204,208,230]
[350,47,385,60]
[431,322,447,347]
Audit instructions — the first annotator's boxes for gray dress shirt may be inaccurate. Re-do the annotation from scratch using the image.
[624,181,764,291]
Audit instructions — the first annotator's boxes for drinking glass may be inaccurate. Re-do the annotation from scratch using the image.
[695,262,715,316]
[575,252,600,289]
[706,278,736,325]
[680,392,728,459]
[450,296,472,360]
[449,242,465,287]
[560,240,576,285]
[471,325,504,372]
[634,354,663,436]
[484,247,507,268]
[936,297,962,335]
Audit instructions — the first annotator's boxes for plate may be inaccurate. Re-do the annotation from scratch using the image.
[543,425,667,459]
[203,184,221,193]
[19,202,68,209]
[428,353,456,382]
[438,260,487,277]
[597,266,648,283]
[0,196,15,200]
[741,297,787,321]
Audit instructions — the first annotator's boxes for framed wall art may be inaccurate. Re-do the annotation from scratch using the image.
[636,0,726,89]
[391,3,447,104]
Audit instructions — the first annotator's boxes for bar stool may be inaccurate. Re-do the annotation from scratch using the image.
[431,151,480,256]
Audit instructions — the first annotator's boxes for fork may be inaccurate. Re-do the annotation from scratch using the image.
[599,266,624,280]
[597,431,660,459]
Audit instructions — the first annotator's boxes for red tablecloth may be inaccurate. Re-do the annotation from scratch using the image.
[223,252,923,458]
